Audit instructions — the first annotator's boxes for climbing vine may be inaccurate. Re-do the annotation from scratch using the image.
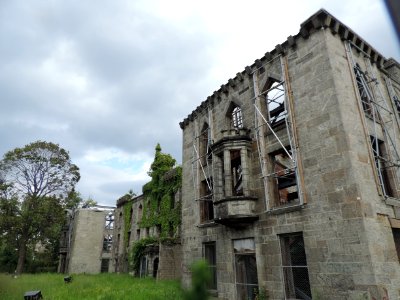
[140,144,182,238]
[123,201,132,247]
[129,237,158,272]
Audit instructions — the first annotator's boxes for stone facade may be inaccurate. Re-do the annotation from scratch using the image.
[59,207,114,274]
[180,9,400,300]
[112,188,182,279]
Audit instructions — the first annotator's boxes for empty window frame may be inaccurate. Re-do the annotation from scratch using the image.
[231,150,243,196]
[138,204,143,223]
[127,231,131,246]
[105,212,114,229]
[370,136,395,197]
[354,64,373,116]
[200,179,214,223]
[270,148,299,206]
[204,242,217,290]
[139,256,148,277]
[200,123,212,165]
[234,238,258,300]
[392,228,400,261]
[101,259,110,273]
[265,80,286,128]
[102,234,113,252]
[280,233,311,299]
[232,106,244,129]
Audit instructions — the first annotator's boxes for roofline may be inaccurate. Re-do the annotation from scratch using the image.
[179,8,397,130]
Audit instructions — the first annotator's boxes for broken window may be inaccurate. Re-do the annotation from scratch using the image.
[370,137,395,197]
[271,148,298,206]
[102,234,113,252]
[354,64,373,116]
[280,233,311,299]
[140,256,148,277]
[105,212,114,230]
[127,231,131,246]
[234,238,258,300]
[231,150,243,196]
[200,179,214,223]
[129,207,133,225]
[138,204,143,223]
[200,123,212,165]
[101,259,110,273]
[204,242,217,290]
[232,106,243,129]
[136,229,140,240]
[265,80,286,128]
[392,228,400,261]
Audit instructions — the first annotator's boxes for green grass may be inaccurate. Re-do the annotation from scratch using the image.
[0,273,183,300]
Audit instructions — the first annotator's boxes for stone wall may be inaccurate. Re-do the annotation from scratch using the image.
[180,10,400,300]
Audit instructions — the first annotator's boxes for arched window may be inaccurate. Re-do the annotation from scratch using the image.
[137,204,143,223]
[232,106,243,129]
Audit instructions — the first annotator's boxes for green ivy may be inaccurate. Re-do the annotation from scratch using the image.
[123,201,132,248]
[129,237,158,272]
[139,144,182,239]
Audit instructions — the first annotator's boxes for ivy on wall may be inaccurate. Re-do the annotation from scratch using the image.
[123,202,132,248]
[139,144,182,239]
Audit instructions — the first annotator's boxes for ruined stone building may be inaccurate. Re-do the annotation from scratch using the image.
[179,9,400,300]
[58,207,114,274]
[112,166,182,279]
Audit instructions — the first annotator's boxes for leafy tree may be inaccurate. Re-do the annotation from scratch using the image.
[0,141,80,274]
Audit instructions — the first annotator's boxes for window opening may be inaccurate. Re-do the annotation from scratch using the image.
[138,204,143,223]
[354,64,373,116]
[231,150,243,196]
[200,123,212,165]
[265,80,286,128]
[129,207,133,224]
[204,242,217,290]
[232,106,244,129]
[102,234,113,252]
[234,238,258,300]
[392,228,400,261]
[127,231,131,246]
[200,178,214,222]
[136,229,140,240]
[105,212,114,229]
[101,259,110,273]
[280,233,311,299]
[271,148,298,206]
[371,137,395,197]
[153,257,159,278]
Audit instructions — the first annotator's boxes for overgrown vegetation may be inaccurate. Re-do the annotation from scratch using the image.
[0,273,183,300]
[140,144,182,238]
[183,260,211,300]
[128,237,158,272]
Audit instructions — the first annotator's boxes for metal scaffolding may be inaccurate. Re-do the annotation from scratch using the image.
[345,41,400,197]
[253,55,304,211]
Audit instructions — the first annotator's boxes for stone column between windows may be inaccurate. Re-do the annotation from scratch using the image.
[224,149,232,197]
[240,148,249,195]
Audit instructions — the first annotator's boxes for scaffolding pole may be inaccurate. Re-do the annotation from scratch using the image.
[345,41,400,197]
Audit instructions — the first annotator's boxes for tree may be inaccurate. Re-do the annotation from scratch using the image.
[0,141,80,274]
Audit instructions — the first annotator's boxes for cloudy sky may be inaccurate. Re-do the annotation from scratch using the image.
[1,0,399,206]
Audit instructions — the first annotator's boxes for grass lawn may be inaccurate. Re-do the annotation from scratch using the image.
[0,273,183,300]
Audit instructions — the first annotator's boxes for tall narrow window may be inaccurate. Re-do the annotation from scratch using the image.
[234,238,258,300]
[204,242,217,290]
[271,148,298,206]
[392,228,400,261]
[354,64,373,116]
[129,207,133,225]
[102,234,113,252]
[200,123,212,165]
[232,106,243,129]
[371,137,395,197]
[105,212,114,229]
[138,204,143,223]
[280,233,311,299]
[265,80,286,128]
[231,150,243,196]
[101,259,110,273]
[200,179,214,223]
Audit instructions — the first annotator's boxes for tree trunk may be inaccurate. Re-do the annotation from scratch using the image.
[16,235,27,274]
